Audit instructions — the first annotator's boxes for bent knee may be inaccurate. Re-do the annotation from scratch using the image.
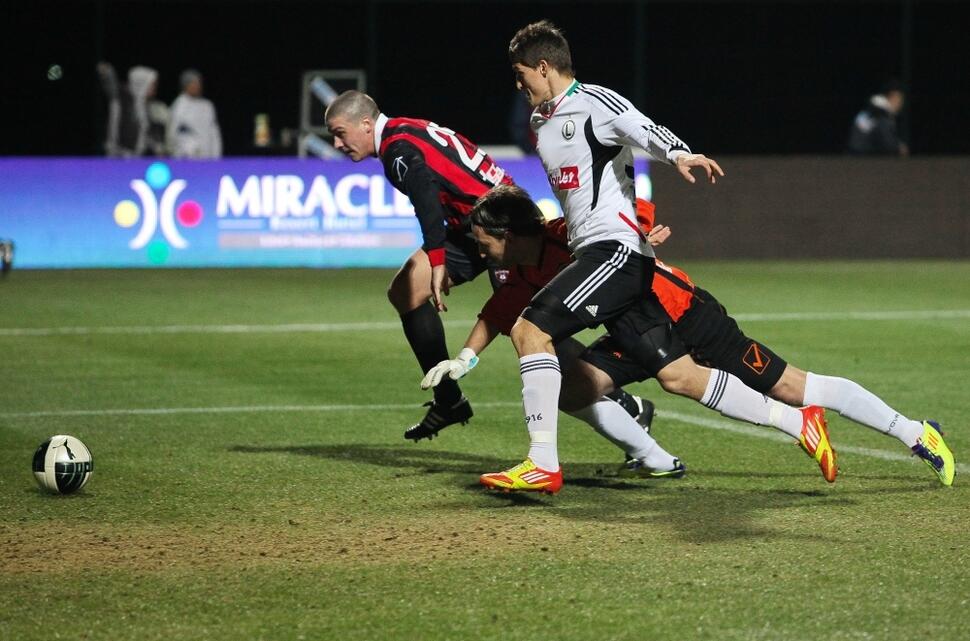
[510,317,551,353]
[388,259,431,312]
[657,358,709,399]
[658,375,693,396]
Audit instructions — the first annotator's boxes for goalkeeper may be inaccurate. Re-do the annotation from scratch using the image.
[422,216,685,478]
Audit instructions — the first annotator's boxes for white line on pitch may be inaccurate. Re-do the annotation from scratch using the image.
[732,309,970,322]
[1,309,968,337]
[0,401,522,418]
[0,321,453,336]
[660,409,969,473]
[3,401,964,474]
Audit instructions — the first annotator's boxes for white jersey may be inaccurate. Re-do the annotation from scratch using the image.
[532,80,690,256]
[168,94,223,158]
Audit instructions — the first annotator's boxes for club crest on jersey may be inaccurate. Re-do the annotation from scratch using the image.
[549,166,580,191]
[493,269,510,284]
[562,120,575,140]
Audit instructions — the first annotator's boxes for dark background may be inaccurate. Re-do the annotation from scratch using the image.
[3,0,967,156]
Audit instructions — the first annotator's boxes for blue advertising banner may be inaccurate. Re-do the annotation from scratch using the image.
[0,157,650,268]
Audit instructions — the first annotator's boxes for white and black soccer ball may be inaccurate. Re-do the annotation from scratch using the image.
[32,435,94,494]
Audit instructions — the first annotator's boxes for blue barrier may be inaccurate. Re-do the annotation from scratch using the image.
[0,157,650,268]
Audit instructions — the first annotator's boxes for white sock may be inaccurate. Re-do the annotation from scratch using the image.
[804,372,923,447]
[520,354,562,470]
[701,369,803,439]
[568,397,678,470]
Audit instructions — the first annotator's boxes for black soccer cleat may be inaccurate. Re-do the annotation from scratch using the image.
[634,396,655,433]
[622,397,656,467]
[404,396,474,442]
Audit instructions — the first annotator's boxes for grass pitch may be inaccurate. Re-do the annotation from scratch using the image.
[1,262,968,641]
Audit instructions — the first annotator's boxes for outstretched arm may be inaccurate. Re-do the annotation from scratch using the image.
[607,108,725,184]
[420,318,501,389]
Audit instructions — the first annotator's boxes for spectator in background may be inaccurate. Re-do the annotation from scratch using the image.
[168,69,223,158]
[507,93,536,154]
[846,79,908,156]
[97,62,168,156]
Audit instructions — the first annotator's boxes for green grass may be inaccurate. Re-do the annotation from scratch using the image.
[1,262,969,641]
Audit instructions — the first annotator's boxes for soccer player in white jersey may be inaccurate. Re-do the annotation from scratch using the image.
[479,21,838,494]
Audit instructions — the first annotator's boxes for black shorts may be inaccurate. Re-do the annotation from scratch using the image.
[522,241,668,341]
[674,287,787,393]
[578,312,689,388]
[581,287,786,393]
[443,230,503,289]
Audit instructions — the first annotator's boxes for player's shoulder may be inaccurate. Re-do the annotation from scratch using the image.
[542,218,571,256]
[573,83,635,117]
[544,217,569,241]
[379,117,432,157]
[386,117,431,132]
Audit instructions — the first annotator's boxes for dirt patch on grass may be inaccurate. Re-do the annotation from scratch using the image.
[0,512,642,575]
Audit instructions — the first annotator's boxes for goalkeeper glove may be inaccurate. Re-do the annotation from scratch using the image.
[420,348,478,389]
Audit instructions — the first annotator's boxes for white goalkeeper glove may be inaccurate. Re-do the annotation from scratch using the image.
[420,348,479,390]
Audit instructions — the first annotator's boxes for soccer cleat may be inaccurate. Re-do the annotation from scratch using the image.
[403,396,473,442]
[798,405,838,483]
[911,420,955,487]
[620,397,659,467]
[479,458,563,494]
[633,396,655,433]
[619,457,686,479]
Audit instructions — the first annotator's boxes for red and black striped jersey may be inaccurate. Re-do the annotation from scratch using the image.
[377,115,513,266]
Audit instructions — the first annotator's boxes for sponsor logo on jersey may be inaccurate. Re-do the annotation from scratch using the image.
[585,304,599,316]
[493,269,510,284]
[392,156,409,182]
[550,166,580,190]
[562,120,575,140]
[742,342,771,375]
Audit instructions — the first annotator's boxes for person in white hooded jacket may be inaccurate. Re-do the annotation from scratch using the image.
[97,63,167,156]
[167,69,222,158]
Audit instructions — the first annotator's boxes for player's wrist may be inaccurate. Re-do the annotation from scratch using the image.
[457,347,479,369]
[671,150,691,165]
[427,248,446,267]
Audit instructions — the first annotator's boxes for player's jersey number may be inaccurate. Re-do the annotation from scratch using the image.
[426,122,505,186]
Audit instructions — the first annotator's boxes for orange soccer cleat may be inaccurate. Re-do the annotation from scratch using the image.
[479,458,563,494]
[798,405,838,483]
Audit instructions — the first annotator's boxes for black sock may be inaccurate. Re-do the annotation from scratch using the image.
[606,388,639,419]
[400,301,462,405]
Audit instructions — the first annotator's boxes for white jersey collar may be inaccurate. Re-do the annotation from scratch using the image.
[373,112,388,157]
[532,79,580,129]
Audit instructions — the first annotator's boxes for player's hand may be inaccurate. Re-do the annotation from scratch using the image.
[675,153,725,184]
[420,348,479,389]
[647,224,671,247]
[431,264,450,312]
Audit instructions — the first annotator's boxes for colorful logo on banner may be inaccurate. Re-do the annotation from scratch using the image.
[111,162,204,264]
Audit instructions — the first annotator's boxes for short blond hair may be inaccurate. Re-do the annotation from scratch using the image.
[325,90,380,122]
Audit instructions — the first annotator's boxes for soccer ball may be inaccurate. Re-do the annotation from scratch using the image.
[32,435,94,494]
